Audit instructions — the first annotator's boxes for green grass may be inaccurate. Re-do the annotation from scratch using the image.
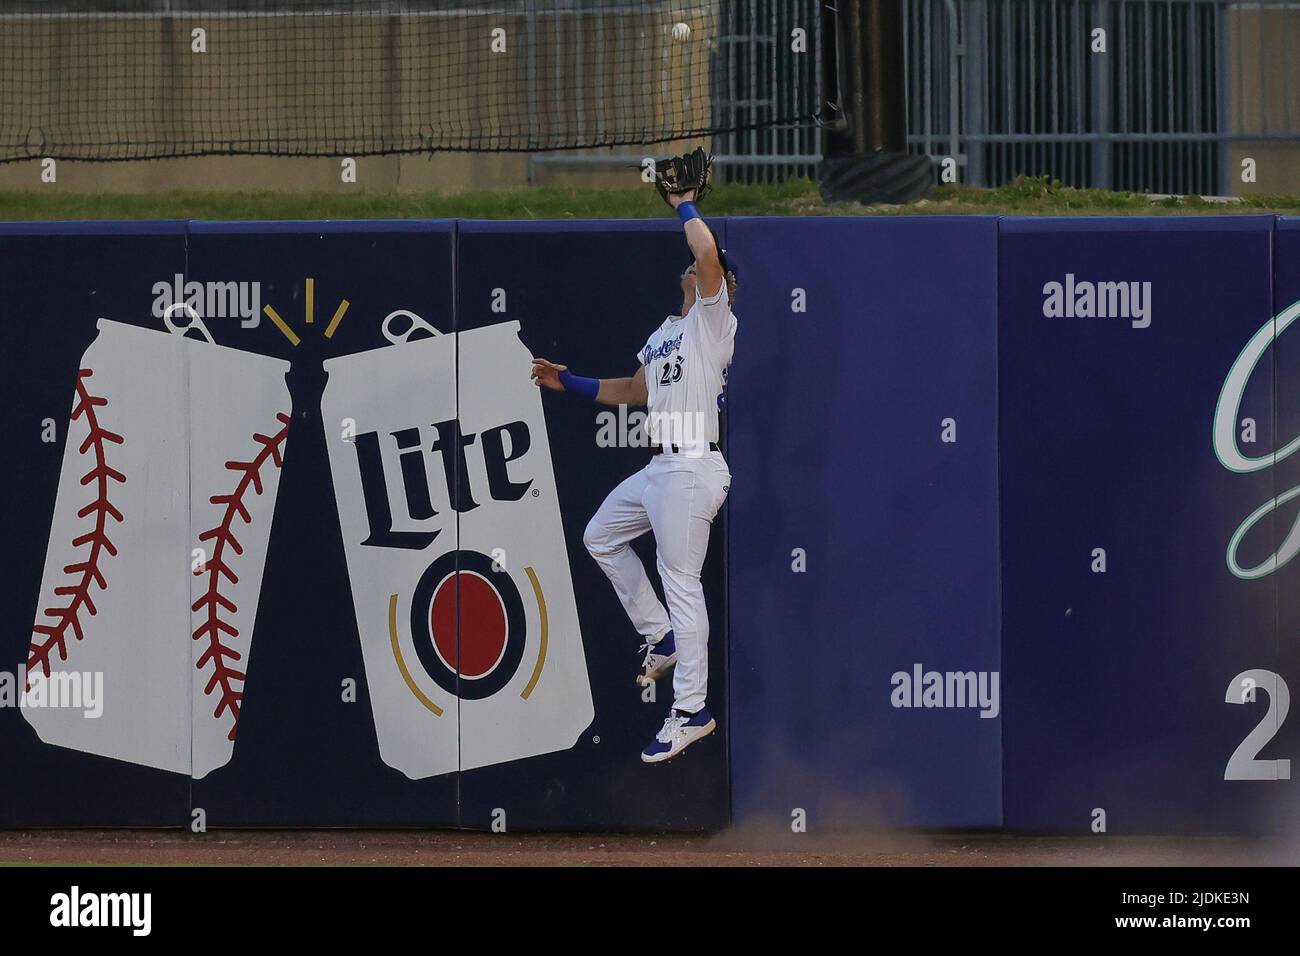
[2,176,1299,220]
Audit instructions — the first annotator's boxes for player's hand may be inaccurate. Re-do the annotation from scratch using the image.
[667,189,696,209]
[531,357,568,391]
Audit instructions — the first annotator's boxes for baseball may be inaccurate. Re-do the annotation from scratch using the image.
[672,22,691,42]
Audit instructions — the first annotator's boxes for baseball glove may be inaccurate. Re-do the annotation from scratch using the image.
[654,146,713,206]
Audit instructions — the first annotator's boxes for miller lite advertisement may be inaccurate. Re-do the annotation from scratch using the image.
[2,222,727,830]
[322,314,593,779]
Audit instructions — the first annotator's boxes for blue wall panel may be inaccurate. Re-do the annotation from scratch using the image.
[999,217,1291,833]
[0,222,191,825]
[726,217,1002,828]
[184,221,462,826]
[3,214,1293,833]
[0,218,730,831]
[454,220,729,830]
[1269,218,1300,828]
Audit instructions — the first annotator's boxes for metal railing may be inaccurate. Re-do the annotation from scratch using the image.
[907,0,1300,195]
[529,0,823,185]
[709,0,823,183]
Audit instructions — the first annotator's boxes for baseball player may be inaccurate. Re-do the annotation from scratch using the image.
[530,148,736,763]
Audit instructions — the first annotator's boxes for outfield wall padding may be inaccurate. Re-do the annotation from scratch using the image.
[0,216,1293,833]
[725,217,1002,829]
[998,217,1292,833]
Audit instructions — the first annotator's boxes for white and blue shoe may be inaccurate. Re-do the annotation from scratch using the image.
[636,629,677,686]
[641,707,715,764]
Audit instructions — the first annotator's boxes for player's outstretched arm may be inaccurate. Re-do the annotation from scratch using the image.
[531,358,647,407]
[668,189,724,301]
[592,371,646,406]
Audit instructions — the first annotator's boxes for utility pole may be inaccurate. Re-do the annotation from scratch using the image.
[820,0,931,204]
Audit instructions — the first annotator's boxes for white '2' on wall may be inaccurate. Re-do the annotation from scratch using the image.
[1224,669,1291,781]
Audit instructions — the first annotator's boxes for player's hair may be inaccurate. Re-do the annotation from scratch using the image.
[709,229,728,273]
[713,228,738,307]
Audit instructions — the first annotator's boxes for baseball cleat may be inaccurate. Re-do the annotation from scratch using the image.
[636,629,677,686]
[641,707,715,763]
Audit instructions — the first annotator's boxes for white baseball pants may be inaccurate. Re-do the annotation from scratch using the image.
[583,451,731,714]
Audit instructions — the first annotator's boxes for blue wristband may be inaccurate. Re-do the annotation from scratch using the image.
[558,369,600,400]
[676,201,702,223]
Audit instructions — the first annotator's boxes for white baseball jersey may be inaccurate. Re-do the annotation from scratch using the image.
[638,280,736,448]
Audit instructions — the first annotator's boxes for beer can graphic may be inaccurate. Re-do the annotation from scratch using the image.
[26,314,291,779]
[321,313,593,779]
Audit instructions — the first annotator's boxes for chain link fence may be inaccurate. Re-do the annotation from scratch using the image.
[907,0,1300,195]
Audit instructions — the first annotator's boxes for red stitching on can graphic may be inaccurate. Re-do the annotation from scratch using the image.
[192,412,290,742]
[28,369,126,680]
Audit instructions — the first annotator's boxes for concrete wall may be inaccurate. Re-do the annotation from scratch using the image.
[1229,6,1300,195]
[0,8,714,193]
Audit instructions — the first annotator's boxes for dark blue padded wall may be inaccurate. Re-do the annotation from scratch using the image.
[454,220,729,831]
[3,214,1296,833]
[0,217,730,830]
[725,217,1002,829]
[1268,218,1300,828]
[184,221,462,826]
[999,217,1294,833]
[0,222,192,825]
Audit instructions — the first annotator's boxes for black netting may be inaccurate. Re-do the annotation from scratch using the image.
[0,0,822,162]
